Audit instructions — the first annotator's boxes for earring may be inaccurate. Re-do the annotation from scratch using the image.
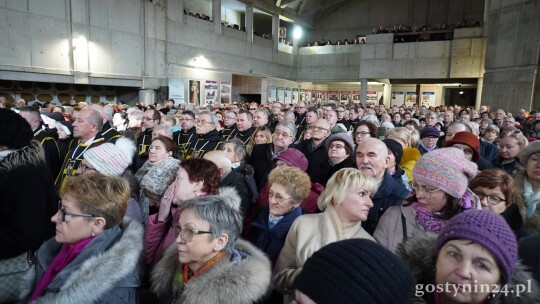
[91,231,96,237]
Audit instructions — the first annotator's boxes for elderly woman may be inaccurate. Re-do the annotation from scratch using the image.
[246,126,272,155]
[135,135,180,224]
[398,210,539,304]
[374,148,479,253]
[274,168,377,298]
[29,173,144,302]
[151,195,271,303]
[247,166,311,265]
[469,168,522,233]
[144,158,223,265]
[513,141,540,236]
[310,133,356,186]
[492,130,528,175]
[353,121,377,146]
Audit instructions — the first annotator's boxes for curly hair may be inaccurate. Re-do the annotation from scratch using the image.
[268,166,311,203]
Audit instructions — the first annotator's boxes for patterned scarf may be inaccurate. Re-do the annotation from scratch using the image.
[411,202,446,232]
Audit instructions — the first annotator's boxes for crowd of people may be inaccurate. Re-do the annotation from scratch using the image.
[1,94,540,303]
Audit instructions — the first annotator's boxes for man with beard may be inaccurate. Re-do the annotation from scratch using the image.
[173,110,198,159]
[356,138,409,235]
[185,110,223,158]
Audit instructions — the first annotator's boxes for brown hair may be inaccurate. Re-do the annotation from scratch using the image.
[355,121,377,138]
[469,168,515,206]
[180,158,220,195]
[61,173,129,229]
[152,135,179,155]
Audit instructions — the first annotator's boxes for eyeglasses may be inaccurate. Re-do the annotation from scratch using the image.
[354,131,370,137]
[329,143,345,150]
[309,126,329,132]
[268,191,292,203]
[57,201,95,222]
[274,131,292,138]
[410,182,441,197]
[78,163,95,174]
[295,106,305,109]
[179,118,194,121]
[195,119,213,125]
[174,228,212,242]
[249,108,257,110]
[224,116,236,120]
[474,191,505,205]
[142,117,156,121]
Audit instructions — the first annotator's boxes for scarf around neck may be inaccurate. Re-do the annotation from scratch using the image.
[523,178,540,217]
[412,202,446,232]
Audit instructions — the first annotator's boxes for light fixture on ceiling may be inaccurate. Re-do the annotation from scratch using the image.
[292,26,302,40]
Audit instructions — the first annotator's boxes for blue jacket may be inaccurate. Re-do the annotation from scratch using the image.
[362,171,410,235]
[247,207,302,266]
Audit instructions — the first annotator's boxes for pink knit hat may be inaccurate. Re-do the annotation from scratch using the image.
[274,148,309,172]
[83,137,136,176]
[412,148,477,198]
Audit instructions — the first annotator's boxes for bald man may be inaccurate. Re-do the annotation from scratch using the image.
[293,118,332,182]
[204,151,251,216]
[89,104,122,143]
[356,138,409,235]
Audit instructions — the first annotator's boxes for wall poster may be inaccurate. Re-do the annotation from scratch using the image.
[276,87,285,103]
[292,88,299,103]
[391,92,405,107]
[352,91,360,102]
[328,91,339,101]
[422,92,435,107]
[299,89,306,102]
[268,86,277,102]
[204,80,218,104]
[405,92,417,107]
[285,88,292,104]
[189,80,201,106]
[167,77,184,106]
[220,81,231,104]
[340,91,351,101]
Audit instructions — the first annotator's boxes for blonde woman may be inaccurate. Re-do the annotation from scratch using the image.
[492,130,528,175]
[274,168,377,299]
[246,126,272,155]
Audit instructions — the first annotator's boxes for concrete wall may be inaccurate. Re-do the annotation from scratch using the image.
[481,0,540,112]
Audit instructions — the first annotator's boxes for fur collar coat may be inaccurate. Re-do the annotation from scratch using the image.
[397,233,540,304]
[31,219,144,303]
[151,239,271,304]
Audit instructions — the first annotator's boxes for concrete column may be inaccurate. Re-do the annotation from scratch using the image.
[139,89,156,106]
[476,77,484,109]
[383,83,392,107]
[167,0,184,23]
[245,3,254,43]
[272,14,279,50]
[213,0,221,35]
[360,79,368,104]
[483,0,490,37]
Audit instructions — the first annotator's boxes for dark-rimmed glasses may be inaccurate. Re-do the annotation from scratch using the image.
[410,182,441,197]
[473,191,505,205]
[174,228,212,242]
[57,201,96,222]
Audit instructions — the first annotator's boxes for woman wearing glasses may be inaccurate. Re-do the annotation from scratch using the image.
[274,168,377,299]
[247,166,311,265]
[151,195,271,303]
[469,169,523,234]
[30,173,143,303]
[374,148,479,253]
[493,129,529,175]
[352,120,377,146]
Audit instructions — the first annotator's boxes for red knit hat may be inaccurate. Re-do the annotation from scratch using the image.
[444,131,480,161]
[274,148,308,172]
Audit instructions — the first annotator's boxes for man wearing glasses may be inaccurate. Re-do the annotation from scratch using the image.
[220,110,238,140]
[293,119,332,182]
[250,121,297,190]
[173,110,199,159]
[184,110,223,159]
[134,109,161,170]
[294,101,307,127]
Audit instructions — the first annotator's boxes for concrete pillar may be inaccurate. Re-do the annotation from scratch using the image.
[213,0,221,35]
[483,0,490,37]
[245,3,254,43]
[139,89,156,106]
[167,0,184,23]
[475,77,484,109]
[360,79,368,104]
[383,83,392,107]
[272,14,279,50]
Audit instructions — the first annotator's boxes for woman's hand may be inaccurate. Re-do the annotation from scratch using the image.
[157,183,176,222]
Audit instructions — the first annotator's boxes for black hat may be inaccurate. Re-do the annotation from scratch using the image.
[0,109,33,149]
[383,138,403,165]
[293,239,414,304]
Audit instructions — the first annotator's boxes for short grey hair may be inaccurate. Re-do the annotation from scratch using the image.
[179,196,243,254]
[85,109,104,132]
[199,110,219,129]
[223,138,247,161]
[152,124,173,139]
[276,121,297,137]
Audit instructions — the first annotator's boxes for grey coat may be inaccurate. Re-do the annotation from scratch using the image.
[31,219,144,304]
[151,239,272,304]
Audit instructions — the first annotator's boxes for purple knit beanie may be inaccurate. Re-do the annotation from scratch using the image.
[412,148,477,198]
[436,210,518,284]
[274,148,309,172]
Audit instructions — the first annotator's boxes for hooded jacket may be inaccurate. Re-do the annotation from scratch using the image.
[0,141,57,259]
[397,233,540,304]
[31,219,144,303]
[151,239,271,304]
